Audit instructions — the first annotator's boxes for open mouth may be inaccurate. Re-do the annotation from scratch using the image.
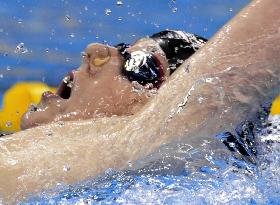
[56,71,74,99]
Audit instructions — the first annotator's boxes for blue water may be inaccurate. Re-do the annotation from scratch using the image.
[2,1,279,204]
[21,115,280,204]
[0,0,250,92]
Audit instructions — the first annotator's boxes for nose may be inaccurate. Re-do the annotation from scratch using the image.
[86,43,107,55]
[85,43,111,67]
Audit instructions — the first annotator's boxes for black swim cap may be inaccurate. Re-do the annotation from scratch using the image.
[151,30,207,74]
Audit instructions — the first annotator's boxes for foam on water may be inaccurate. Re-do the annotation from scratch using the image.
[18,115,280,205]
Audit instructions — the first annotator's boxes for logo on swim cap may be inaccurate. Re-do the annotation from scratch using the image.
[124,51,151,73]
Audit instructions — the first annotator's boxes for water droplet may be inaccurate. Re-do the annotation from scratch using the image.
[57,121,65,127]
[153,23,160,28]
[28,104,38,113]
[69,33,75,38]
[65,57,70,62]
[7,158,18,165]
[229,8,233,12]
[198,96,204,104]
[84,6,88,11]
[45,130,53,136]
[172,7,177,13]
[116,0,124,6]
[65,14,71,21]
[63,75,71,83]
[81,52,87,60]
[63,165,70,172]
[117,16,123,21]
[105,8,112,15]
[14,42,28,54]
[0,74,3,78]
[67,81,74,88]
[176,59,184,64]
[17,19,23,24]
[6,121,12,127]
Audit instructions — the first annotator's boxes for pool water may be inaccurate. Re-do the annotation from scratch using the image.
[21,115,280,205]
[0,0,250,92]
[2,1,279,204]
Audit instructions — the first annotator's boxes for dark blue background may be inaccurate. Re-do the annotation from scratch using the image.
[0,0,250,92]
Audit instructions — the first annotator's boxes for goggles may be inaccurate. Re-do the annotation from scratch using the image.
[115,43,164,88]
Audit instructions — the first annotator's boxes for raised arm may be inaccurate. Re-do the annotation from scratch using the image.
[1,0,280,203]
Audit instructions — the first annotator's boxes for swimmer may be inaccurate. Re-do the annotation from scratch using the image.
[0,0,279,203]
[20,31,207,129]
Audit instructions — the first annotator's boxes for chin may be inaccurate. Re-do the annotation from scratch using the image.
[20,109,52,130]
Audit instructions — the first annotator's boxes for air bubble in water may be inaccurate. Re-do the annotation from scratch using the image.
[105,8,112,15]
[172,7,178,13]
[69,33,75,38]
[0,74,3,78]
[15,42,28,54]
[117,16,123,21]
[6,121,12,127]
[45,48,49,53]
[229,8,233,12]
[116,0,124,6]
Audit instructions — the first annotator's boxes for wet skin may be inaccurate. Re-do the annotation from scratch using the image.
[1,0,280,203]
[21,38,169,129]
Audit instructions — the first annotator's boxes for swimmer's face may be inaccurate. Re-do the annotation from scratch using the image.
[21,38,169,129]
